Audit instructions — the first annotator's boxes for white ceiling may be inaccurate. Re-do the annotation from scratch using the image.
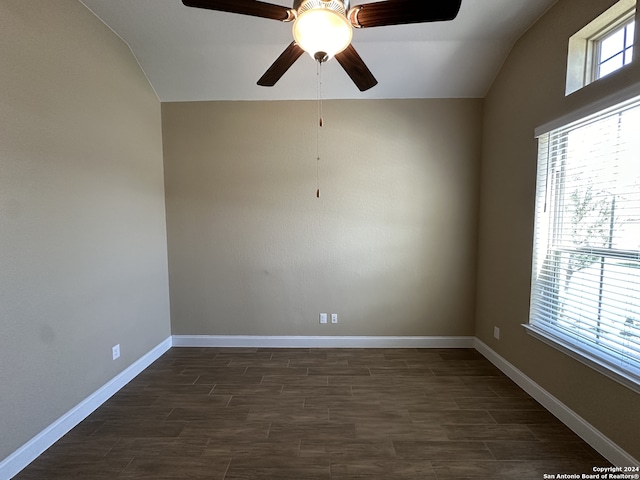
[80,0,558,101]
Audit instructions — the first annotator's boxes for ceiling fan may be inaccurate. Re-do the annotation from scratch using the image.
[182,0,463,91]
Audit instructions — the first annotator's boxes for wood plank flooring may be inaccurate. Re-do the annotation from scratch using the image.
[14,348,611,479]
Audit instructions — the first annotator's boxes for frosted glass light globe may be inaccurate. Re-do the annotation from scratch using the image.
[292,8,353,61]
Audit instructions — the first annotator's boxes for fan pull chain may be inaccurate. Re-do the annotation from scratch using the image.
[316,59,324,198]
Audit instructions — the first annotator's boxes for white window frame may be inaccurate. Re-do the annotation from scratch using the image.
[565,0,637,96]
[526,87,640,394]
[592,12,635,80]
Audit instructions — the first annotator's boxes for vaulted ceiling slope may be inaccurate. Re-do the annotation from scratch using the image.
[80,0,558,101]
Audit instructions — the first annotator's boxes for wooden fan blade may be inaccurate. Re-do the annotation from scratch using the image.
[182,0,293,21]
[348,0,462,28]
[335,44,378,92]
[257,42,305,86]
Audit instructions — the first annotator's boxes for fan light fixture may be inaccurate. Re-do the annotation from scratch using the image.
[292,0,353,62]
[182,0,463,92]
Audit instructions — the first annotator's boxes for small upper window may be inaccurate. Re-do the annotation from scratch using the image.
[566,0,636,95]
[595,14,635,79]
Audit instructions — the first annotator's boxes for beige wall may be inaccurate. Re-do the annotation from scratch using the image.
[163,99,482,337]
[0,0,170,461]
[6,0,638,468]
[476,0,640,460]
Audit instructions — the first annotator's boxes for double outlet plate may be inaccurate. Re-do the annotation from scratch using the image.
[320,313,338,324]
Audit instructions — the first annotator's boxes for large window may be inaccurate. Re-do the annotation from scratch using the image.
[528,94,640,391]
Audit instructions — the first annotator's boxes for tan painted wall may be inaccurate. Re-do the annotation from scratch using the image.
[163,99,482,337]
[0,0,170,461]
[9,0,638,467]
[476,0,640,460]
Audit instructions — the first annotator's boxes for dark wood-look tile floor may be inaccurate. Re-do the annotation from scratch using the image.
[14,348,611,479]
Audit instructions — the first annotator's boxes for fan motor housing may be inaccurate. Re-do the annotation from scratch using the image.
[293,0,349,15]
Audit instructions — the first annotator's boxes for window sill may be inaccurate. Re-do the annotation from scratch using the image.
[522,323,640,395]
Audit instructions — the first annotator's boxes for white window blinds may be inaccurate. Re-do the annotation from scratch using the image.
[528,94,640,390]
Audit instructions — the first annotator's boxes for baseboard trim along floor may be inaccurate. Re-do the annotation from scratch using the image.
[473,338,638,468]
[0,337,172,480]
[2,335,637,479]
[171,335,476,349]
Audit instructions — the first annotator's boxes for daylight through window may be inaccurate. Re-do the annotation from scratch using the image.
[596,16,635,79]
[565,0,637,95]
[528,95,640,390]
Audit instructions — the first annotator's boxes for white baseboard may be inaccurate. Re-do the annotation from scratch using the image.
[474,338,639,468]
[0,337,172,480]
[4,335,637,480]
[171,335,475,349]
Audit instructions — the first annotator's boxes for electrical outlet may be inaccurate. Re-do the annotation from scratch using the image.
[331,313,338,324]
[112,344,120,360]
[493,327,500,340]
[319,313,328,324]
